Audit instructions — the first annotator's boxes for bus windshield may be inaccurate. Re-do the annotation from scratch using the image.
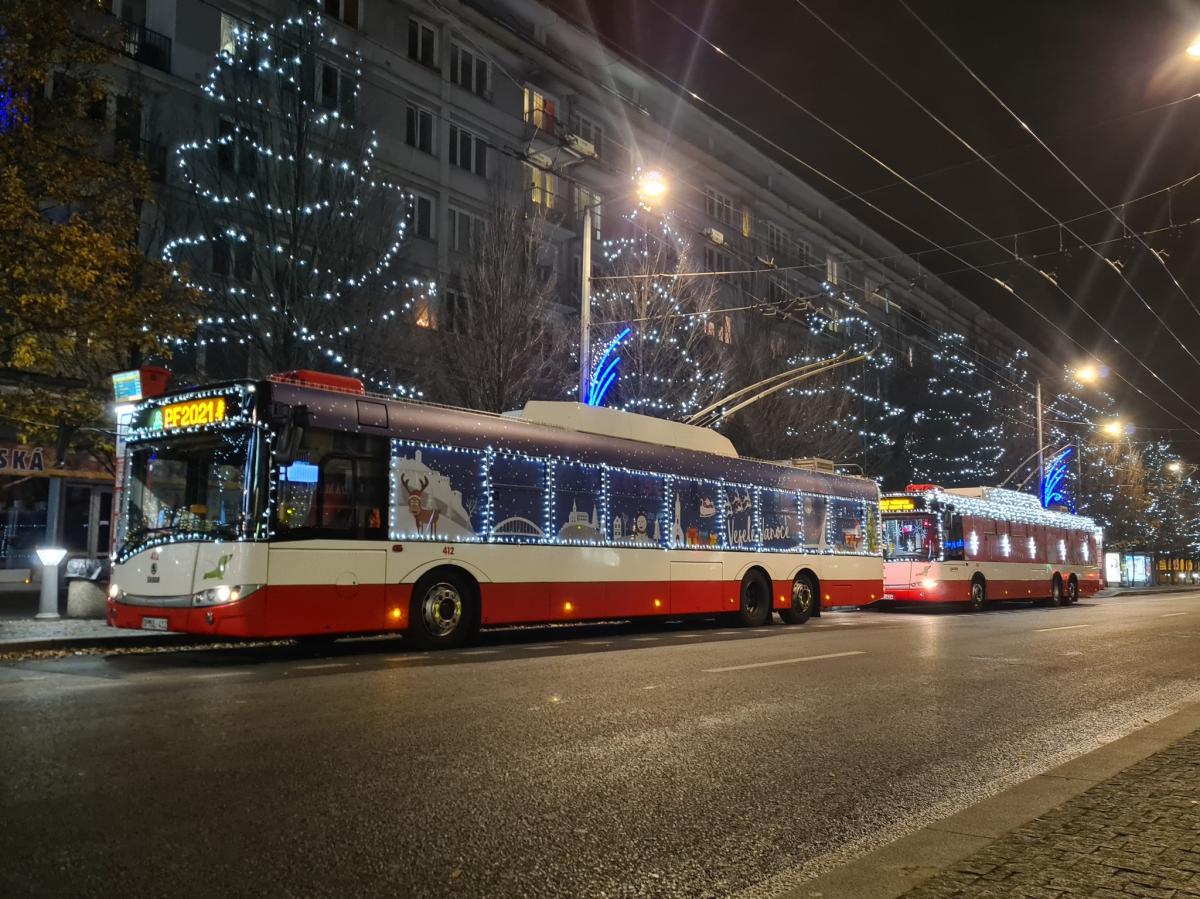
[121,429,259,555]
[883,516,937,560]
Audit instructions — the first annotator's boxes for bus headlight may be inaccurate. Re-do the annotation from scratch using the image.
[108,583,122,600]
[192,584,262,606]
[921,578,938,590]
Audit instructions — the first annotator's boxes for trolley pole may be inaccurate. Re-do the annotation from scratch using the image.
[1036,380,1045,505]
[579,204,593,403]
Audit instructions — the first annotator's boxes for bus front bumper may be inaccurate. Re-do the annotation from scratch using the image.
[107,587,267,638]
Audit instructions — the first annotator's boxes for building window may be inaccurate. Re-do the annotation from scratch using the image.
[825,253,842,286]
[317,63,355,116]
[769,333,786,358]
[321,0,359,28]
[569,113,603,158]
[573,184,601,239]
[408,18,437,69]
[219,12,239,56]
[212,232,253,282]
[217,118,257,177]
[526,160,556,209]
[703,246,731,273]
[448,124,487,177]
[704,187,734,226]
[795,238,811,264]
[705,314,733,345]
[449,208,485,253]
[449,42,489,97]
[413,296,436,329]
[444,288,466,333]
[524,86,556,132]
[408,194,434,240]
[405,103,434,155]
[765,221,787,255]
[741,206,752,238]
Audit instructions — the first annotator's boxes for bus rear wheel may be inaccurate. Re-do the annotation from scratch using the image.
[733,571,772,627]
[408,569,478,649]
[1045,576,1064,607]
[780,574,816,625]
[1066,576,1079,604]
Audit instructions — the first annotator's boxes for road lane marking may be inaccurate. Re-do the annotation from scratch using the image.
[384,656,424,663]
[1033,624,1094,633]
[460,649,499,655]
[295,662,351,670]
[675,633,704,638]
[195,671,248,679]
[632,636,660,642]
[581,641,612,646]
[1160,612,1188,618]
[703,650,866,673]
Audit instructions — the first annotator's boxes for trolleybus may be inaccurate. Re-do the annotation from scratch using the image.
[107,372,885,647]
[881,484,1102,610]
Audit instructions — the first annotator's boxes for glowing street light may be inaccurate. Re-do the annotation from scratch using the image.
[1168,461,1184,474]
[637,169,669,203]
[1187,34,1200,58]
[1101,419,1125,438]
[35,546,67,621]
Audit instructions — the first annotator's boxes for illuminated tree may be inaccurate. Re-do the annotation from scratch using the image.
[164,9,425,393]
[588,215,730,417]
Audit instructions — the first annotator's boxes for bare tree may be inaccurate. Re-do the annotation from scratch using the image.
[164,10,417,382]
[589,230,730,417]
[433,190,566,413]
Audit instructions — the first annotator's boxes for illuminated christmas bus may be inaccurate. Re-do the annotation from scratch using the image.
[880,484,1102,610]
[107,371,884,647]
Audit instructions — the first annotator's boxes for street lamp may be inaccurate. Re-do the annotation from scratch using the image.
[1101,419,1125,438]
[1168,460,1183,474]
[1033,362,1107,505]
[1188,34,1200,57]
[578,170,670,403]
[35,546,67,621]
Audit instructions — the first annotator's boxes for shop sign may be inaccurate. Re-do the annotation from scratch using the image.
[0,444,110,481]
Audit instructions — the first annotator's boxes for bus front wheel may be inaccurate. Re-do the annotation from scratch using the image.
[408,569,478,649]
[780,574,816,625]
[968,577,987,613]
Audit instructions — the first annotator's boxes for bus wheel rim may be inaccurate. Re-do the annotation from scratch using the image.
[972,583,983,605]
[793,580,812,613]
[423,584,463,637]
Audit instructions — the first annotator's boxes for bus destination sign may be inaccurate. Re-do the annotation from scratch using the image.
[161,397,228,430]
[880,496,920,513]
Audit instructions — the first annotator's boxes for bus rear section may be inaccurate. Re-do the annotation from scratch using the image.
[882,485,1102,609]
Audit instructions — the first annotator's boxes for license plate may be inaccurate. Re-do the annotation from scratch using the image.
[141,616,169,631]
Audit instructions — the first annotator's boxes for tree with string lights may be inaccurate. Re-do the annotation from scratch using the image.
[164,9,427,392]
[587,214,730,417]
[907,332,1004,486]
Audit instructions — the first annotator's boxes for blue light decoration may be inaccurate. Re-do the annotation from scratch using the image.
[1041,445,1075,512]
[585,327,632,407]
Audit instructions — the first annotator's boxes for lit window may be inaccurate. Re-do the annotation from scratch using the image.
[526,159,556,209]
[524,86,556,132]
[704,314,733,345]
[219,13,239,56]
[413,297,436,329]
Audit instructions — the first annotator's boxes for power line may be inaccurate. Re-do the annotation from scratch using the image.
[638,0,1200,439]
[899,1,1200,332]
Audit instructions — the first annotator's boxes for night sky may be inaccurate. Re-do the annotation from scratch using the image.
[547,0,1200,447]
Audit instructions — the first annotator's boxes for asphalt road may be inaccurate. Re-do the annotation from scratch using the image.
[3,593,1200,899]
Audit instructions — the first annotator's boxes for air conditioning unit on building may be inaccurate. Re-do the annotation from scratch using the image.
[564,132,597,159]
[703,227,726,246]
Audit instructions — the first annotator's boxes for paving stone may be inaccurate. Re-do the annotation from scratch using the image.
[902,727,1200,899]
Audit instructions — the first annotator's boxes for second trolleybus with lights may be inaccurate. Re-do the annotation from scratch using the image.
[106,371,885,647]
[880,484,1102,610]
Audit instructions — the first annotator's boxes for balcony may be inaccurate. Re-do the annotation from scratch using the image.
[119,22,172,74]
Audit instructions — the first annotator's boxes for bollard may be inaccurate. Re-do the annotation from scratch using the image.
[35,547,67,620]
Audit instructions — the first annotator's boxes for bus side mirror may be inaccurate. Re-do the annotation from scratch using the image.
[274,405,309,464]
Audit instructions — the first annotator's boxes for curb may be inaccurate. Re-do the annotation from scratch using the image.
[0,634,202,654]
[1100,586,1198,598]
[777,698,1200,899]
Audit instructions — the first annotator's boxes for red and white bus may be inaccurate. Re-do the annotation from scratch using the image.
[107,372,884,647]
[881,484,1102,610]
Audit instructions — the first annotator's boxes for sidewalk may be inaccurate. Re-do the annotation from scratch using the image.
[0,616,196,653]
[789,701,1200,899]
[1098,584,1200,598]
[901,725,1200,898]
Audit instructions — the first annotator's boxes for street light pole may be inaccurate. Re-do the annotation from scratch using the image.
[1036,380,1044,502]
[579,203,593,403]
